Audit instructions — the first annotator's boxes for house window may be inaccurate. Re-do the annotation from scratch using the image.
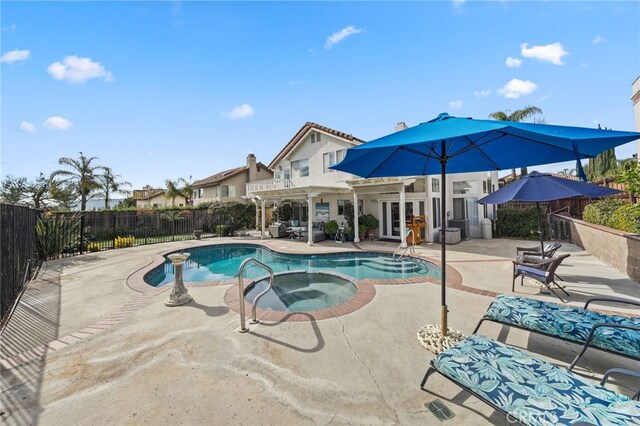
[337,199,351,215]
[291,159,309,178]
[336,149,345,162]
[283,168,291,180]
[432,198,441,228]
[432,178,440,193]
[274,169,281,180]
[213,186,220,197]
[323,152,336,173]
[453,180,477,194]
[221,185,235,197]
[311,133,322,143]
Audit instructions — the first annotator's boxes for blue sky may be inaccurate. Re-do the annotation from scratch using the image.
[2,1,639,191]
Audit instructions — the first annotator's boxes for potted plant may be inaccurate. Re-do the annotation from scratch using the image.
[359,214,379,239]
[324,220,339,240]
[193,229,203,240]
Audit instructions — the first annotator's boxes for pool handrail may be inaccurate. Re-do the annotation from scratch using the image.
[393,229,416,261]
[237,258,274,333]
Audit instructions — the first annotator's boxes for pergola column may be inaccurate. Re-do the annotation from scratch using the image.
[260,198,266,239]
[353,191,360,243]
[400,184,407,247]
[307,194,314,246]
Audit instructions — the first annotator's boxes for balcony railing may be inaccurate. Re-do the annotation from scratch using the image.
[246,179,294,197]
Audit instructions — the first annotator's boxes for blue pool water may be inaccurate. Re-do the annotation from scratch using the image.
[245,272,357,312]
[144,244,439,286]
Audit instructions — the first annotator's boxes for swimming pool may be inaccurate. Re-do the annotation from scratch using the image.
[144,243,439,286]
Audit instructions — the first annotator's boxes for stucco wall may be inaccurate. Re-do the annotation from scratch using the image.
[553,214,640,284]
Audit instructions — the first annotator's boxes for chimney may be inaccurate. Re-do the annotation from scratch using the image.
[395,122,408,132]
[246,153,257,182]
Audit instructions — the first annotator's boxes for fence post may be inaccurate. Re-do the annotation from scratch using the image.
[112,213,117,249]
[79,215,85,255]
[172,219,175,242]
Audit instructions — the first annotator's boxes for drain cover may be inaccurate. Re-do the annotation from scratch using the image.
[426,399,455,422]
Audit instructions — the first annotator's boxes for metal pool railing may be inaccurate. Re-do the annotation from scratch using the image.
[237,258,274,333]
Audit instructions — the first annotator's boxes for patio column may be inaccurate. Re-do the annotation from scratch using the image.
[260,198,266,239]
[307,194,314,246]
[353,191,360,243]
[253,198,259,232]
[400,184,407,247]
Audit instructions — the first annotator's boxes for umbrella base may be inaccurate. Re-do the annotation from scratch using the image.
[417,324,466,355]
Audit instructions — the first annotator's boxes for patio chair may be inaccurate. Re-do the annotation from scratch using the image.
[516,242,565,281]
[473,295,640,370]
[516,242,562,259]
[512,253,571,302]
[420,334,640,425]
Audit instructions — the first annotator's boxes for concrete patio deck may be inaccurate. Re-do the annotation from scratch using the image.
[1,236,638,425]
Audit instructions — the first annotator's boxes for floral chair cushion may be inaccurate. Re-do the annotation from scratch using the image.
[484,295,640,359]
[432,335,640,426]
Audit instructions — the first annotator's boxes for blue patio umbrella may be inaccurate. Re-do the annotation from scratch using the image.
[331,113,639,336]
[478,171,622,254]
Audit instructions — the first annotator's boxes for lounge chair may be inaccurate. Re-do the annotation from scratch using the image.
[473,295,640,370]
[268,223,290,238]
[512,254,571,302]
[420,334,640,425]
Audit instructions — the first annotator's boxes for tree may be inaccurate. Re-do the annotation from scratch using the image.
[52,152,105,211]
[98,167,132,209]
[616,162,640,201]
[0,175,29,204]
[115,197,136,209]
[557,168,576,177]
[585,148,617,182]
[28,173,54,209]
[489,105,545,178]
[49,180,78,210]
[164,177,191,206]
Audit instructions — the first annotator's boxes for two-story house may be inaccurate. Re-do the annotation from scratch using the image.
[133,185,187,209]
[191,154,273,205]
[247,122,498,246]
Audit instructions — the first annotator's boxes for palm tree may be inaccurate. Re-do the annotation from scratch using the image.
[489,106,544,178]
[52,152,105,211]
[164,177,193,207]
[98,167,132,209]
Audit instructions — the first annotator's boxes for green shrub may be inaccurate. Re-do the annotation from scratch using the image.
[323,220,339,234]
[582,199,627,227]
[496,206,541,239]
[609,203,640,233]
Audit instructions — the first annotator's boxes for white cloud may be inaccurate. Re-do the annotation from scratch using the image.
[325,25,363,49]
[474,89,492,98]
[592,35,605,44]
[580,62,589,68]
[1,49,31,64]
[20,121,36,132]
[520,42,568,65]
[497,78,538,99]
[43,116,73,130]
[47,55,114,83]
[452,0,466,8]
[449,100,463,109]
[505,56,522,68]
[223,104,254,120]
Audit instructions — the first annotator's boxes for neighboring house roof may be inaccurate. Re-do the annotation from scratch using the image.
[269,122,366,169]
[192,163,271,189]
[132,188,165,200]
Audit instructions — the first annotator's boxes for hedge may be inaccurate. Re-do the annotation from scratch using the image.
[496,206,542,239]
[583,200,640,233]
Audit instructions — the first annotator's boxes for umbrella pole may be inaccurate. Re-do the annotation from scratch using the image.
[536,201,544,255]
[440,143,448,336]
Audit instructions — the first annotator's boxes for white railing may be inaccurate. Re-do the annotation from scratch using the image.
[246,179,294,197]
